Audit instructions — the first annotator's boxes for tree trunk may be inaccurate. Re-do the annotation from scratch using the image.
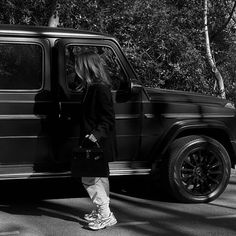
[204,0,226,99]
[48,0,59,27]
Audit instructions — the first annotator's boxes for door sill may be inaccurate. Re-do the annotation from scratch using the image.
[109,161,151,176]
[0,161,151,180]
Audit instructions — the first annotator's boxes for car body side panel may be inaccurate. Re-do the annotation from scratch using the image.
[0,25,235,182]
[140,87,236,165]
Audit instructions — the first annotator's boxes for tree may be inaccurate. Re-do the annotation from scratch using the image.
[48,0,59,27]
[204,0,226,98]
[1,0,236,101]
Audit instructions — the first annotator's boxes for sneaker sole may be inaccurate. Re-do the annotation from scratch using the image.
[106,218,117,227]
[88,218,117,230]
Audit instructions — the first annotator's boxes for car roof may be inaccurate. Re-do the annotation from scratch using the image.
[0,24,114,40]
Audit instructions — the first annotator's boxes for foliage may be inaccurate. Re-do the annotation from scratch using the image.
[1,0,236,101]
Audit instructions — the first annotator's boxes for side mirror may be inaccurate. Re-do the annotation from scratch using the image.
[115,82,142,103]
[131,83,142,94]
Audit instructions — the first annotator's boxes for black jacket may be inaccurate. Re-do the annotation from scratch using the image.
[80,83,117,163]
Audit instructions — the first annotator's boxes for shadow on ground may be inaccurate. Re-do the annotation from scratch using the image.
[0,175,173,203]
[0,178,87,203]
[110,175,175,202]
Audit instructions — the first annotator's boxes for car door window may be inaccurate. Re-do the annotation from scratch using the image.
[65,45,128,91]
[0,43,42,90]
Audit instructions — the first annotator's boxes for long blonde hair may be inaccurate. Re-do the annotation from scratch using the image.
[74,51,110,87]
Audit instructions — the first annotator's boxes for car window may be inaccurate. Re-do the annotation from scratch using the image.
[0,43,42,90]
[65,45,128,91]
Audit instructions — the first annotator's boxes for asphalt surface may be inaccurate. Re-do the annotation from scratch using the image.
[0,173,235,235]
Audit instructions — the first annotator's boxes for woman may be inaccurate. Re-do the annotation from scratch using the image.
[74,51,117,230]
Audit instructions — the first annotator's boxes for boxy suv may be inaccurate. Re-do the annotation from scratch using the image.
[0,24,235,203]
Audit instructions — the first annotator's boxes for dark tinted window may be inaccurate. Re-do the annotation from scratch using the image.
[65,45,128,91]
[0,43,42,90]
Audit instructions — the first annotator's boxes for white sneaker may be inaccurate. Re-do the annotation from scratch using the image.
[84,209,99,221]
[88,212,117,230]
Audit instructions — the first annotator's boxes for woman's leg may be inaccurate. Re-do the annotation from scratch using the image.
[101,177,110,197]
[82,177,110,217]
[82,177,117,229]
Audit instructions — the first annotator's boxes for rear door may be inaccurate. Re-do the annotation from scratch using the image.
[0,37,52,177]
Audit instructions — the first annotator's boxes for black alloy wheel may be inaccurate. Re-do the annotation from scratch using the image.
[167,135,231,203]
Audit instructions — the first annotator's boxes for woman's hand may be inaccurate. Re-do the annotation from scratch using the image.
[85,134,97,143]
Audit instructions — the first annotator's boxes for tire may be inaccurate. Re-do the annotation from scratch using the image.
[167,135,231,203]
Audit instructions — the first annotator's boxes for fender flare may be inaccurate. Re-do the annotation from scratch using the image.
[150,119,234,162]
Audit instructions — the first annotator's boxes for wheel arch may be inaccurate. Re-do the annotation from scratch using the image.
[151,119,236,168]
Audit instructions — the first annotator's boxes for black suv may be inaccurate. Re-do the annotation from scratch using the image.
[0,24,235,203]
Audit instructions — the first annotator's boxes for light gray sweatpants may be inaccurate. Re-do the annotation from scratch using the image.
[82,177,110,216]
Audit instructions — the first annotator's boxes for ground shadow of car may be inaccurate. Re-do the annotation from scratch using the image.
[0,177,174,203]
[110,176,176,203]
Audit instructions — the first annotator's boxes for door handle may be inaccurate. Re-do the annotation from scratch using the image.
[58,102,72,120]
[58,102,62,118]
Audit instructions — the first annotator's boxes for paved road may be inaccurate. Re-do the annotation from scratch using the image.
[0,173,235,235]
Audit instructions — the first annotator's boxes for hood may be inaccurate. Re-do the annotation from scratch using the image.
[144,87,230,107]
